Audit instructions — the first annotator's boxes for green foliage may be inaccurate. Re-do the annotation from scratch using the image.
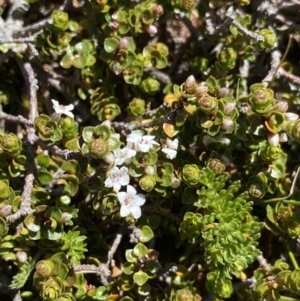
[1,0,300,300]
[10,257,35,289]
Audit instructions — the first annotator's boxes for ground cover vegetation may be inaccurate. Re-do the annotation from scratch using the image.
[1,0,300,300]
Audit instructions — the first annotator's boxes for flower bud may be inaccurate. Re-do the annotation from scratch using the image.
[145,24,157,37]
[144,165,155,176]
[61,212,73,224]
[119,38,129,50]
[279,133,288,142]
[170,177,181,189]
[0,205,12,217]
[221,118,234,131]
[218,138,231,145]
[218,87,230,98]
[273,101,288,113]
[224,102,235,115]
[194,83,208,98]
[285,112,299,121]
[185,75,196,92]
[267,133,279,146]
[16,251,28,263]
[103,152,115,164]
[89,139,108,157]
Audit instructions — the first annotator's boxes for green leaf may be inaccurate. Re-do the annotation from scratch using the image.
[104,37,119,53]
[10,257,35,289]
[139,225,154,243]
[133,243,148,257]
[133,270,148,286]
[0,217,7,235]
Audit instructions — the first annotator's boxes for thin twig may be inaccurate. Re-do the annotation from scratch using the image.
[231,18,264,42]
[106,228,124,265]
[6,61,37,223]
[111,105,180,132]
[0,111,34,127]
[14,19,52,37]
[262,49,281,85]
[269,34,293,88]
[278,68,300,85]
[73,264,111,277]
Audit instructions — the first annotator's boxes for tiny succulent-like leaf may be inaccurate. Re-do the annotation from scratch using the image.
[133,270,149,286]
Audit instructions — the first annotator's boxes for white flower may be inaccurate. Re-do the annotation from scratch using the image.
[104,166,130,192]
[117,185,146,219]
[161,138,179,160]
[113,147,136,165]
[127,132,159,152]
[51,99,74,118]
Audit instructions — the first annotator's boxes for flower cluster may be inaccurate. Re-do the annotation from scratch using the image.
[103,131,179,219]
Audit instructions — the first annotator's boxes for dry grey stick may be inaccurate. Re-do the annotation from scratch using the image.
[262,49,281,84]
[278,68,300,85]
[73,264,111,277]
[6,61,37,223]
[106,228,124,265]
[231,18,264,42]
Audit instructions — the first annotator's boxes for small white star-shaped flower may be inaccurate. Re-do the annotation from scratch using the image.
[117,185,146,219]
[51,99,74,118]
[104,166,130,192]
[127,132,159,153]
[161,138,179,160]
[113,147,136,165]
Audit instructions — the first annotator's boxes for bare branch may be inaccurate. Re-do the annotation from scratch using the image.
[262,50,281,84]
[73,264,111,277]
[106,228,124,265]
[6,61,37,223]
[278,68,300,85]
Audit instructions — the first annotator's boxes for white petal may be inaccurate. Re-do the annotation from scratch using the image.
[130,206,142,219]
[133,194,146,206]
[120,204,131,217]
[120,166,129,175]
[119,174,130,186]
[162,148,177,159]
[127,132,142,144]
[51,99,59,108]
[117,192,127,204]
[166,138,178,150]
[113,182,121,192]
[138,144,150,152]
[126,185,137,196]
[125,148,136,158]
[64,104,74,111]
[104,177,113,188]
[63,110,74,118]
